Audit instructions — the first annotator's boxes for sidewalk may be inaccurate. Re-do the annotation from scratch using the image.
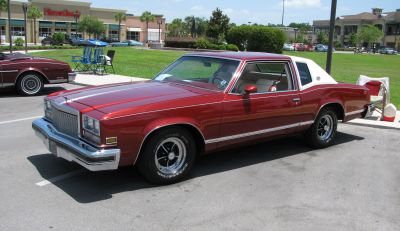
[349,110,400,129]
[72,72,147,86]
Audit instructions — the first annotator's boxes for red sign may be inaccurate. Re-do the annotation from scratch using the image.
[44,8,80,17]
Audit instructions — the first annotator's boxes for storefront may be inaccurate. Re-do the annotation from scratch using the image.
[0,0,166,44]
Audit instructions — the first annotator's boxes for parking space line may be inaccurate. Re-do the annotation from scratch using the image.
[35,169,85,187]
[0,116,42,125]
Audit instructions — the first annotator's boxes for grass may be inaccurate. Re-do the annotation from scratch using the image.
[31,48,399,107]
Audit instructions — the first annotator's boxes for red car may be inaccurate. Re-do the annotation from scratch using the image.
[32,52,372,184]
[0,52,76,96]
[294,43,314,51]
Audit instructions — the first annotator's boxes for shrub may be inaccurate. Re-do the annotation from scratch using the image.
[165,37,197,48]
[195,38,212,49]
[52,33,65,45]
[226,25,285,53]
[14,38,24,46]
[225,44,239,51]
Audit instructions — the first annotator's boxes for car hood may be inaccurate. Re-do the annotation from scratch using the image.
[57,81,220,115]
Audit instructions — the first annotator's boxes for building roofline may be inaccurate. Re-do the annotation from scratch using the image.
[28,0,91,7]
[91,7,126,13]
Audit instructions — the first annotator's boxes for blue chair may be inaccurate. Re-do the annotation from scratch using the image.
[71,47,92,72]
[91,47,105,74]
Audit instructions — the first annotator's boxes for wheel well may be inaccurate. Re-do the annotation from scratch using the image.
[16,71,48,84]
[320,103,345,121]
[136,124,205,164]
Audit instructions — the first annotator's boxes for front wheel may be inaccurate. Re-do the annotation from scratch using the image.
[305,108,338,148]
[16,73,44,96]
[137,127,197,185]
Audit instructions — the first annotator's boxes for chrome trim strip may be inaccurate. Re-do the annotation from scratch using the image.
[204,120,314,144]
[32,118,120,171]
[0,70,18,73]
[1,83,15,87]
[345,109,364,116]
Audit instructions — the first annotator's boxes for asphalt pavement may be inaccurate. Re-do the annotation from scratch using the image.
[1,83,399,231]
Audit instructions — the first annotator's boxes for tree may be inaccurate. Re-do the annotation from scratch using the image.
[140,11,155,42]
[114,12,126,42]
[288,22,312,32]
[78,15,105,39]
[167,18,186,37]
[206,8,230,43]
[27,6,43,45]
[357,24,383,48]
[0,0,7,45]
[316,31,328,44]
[349,33,358,47]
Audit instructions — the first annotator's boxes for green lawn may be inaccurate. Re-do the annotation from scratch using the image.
[31,48,399,107]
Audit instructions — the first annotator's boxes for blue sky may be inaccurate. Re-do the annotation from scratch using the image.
[89,0,399,25]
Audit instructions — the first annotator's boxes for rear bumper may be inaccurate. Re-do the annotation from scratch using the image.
[68,72,77,82]
[32,118,120,171]
[364,104,375,118]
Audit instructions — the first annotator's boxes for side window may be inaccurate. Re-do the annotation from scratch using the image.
[296,62,312,86]
[232,62,293,94]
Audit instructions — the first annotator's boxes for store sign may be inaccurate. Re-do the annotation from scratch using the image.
[44,8,80,17]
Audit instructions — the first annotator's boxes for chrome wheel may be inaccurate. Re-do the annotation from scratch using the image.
[20,74,42,95]
[317,114,334,141]
[154,137,187,176]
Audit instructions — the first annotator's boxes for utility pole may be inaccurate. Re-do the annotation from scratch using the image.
[281,0,285,26]
[326,0,337,74]
[22,3,28,54]
[7,0,12,53]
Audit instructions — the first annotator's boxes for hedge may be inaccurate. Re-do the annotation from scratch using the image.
[166,37,239,51]
[226,25,285,53]
[0,45,79,52]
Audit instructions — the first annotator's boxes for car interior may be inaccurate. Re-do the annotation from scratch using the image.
[232,62,294,94]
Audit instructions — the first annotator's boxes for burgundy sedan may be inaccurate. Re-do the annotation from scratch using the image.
[32,52,373,184]
[0,52,76,96]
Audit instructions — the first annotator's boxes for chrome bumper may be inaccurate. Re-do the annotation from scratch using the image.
[68,72,77,82]
[32,118,120,171]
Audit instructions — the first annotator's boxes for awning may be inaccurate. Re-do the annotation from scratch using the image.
[39,21,53,27]
[128,27,142,32]
[11,20,24,27]
[0,19,5,26]
[147,28,162,32]
[109,24,120,30]
[55,22,67,28]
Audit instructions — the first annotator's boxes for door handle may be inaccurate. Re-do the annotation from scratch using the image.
[292,98,301,102]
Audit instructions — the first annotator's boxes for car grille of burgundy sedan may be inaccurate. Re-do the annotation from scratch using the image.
[47,107,79,138]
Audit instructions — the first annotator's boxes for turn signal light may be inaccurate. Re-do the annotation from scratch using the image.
[106,137,118,145]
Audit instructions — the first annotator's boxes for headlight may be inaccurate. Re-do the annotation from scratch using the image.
[82,114,100,136]
[44,99,52,120]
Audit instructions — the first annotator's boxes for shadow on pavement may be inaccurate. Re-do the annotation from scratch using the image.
[28,131,364,203]
[0,85,66,98]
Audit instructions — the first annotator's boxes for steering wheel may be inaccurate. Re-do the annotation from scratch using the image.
[211,76,228,89]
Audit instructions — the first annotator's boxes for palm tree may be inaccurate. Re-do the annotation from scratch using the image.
[140,11,155,43]
[114,12,126,42]
[27,6,42,45]
[0,0,7,45]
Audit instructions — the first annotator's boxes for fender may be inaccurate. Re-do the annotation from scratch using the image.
[15,67,49,84]
[315,98,345,121]
[133,117,206,165]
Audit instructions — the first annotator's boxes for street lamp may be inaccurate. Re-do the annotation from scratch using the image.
[157,19,163,43]
[326,0,337,74]
[281,0,285,26]
[22,3,28,54]
[73,11,80,38]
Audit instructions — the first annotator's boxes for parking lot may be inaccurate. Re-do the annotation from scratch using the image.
[1,84,399,231]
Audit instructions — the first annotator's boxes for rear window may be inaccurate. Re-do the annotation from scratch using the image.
[296,62,312,86]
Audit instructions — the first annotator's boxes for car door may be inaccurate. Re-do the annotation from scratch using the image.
[0,58,19,88]
[216,61,302,147]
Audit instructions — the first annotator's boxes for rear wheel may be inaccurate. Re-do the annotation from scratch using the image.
[306,107,338,148]
[16,73,44,96]
[137,127,197,185]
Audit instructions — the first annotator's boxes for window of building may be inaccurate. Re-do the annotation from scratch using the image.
[108,30,118,41]
[296,62,312,86]
[11,26,25,36]
[39,27,52,37]
[148,31,160,41]
[127,31,140,41]
[344,25,358,35]
[0,26,5,37]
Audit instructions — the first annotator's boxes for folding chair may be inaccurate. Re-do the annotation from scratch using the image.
[71,47,92,72]
[357,75,390,119]
[103,50,116,74]
[91,47,104,74]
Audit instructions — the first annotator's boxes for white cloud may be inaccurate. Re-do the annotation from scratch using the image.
[190,5,205,12]
[223,8,234,14]
[284,0,321,8]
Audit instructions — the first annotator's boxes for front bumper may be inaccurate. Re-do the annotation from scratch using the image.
[68,72,77,82]
[32,118,120,171]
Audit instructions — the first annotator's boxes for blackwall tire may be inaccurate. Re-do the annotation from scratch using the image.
[137,127,197,185]
[306,107,338,148]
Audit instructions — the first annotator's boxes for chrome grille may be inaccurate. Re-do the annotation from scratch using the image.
[47,105,79,138]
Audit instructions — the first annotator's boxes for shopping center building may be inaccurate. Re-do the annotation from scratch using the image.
[1,0,166,44]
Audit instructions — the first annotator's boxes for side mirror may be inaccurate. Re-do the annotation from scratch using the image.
[244,84,257,95]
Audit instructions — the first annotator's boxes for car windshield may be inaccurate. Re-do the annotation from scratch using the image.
[154,56,240,91]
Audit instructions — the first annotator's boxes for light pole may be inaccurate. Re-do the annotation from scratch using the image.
[157,19,163,43]
[73,11,80,38]
[294,28,299,41]
[22,3,28,54]
[281,0,285,26]
[326,0,337,74]
[7,0,12,53]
